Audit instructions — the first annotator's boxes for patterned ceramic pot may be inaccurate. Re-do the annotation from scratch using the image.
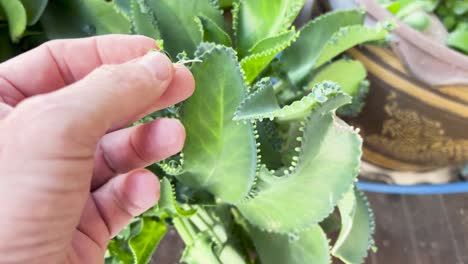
[327,0,468,172]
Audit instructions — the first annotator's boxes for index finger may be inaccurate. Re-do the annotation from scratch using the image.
[0,35,157,106]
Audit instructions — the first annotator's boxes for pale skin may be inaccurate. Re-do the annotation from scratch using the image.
[0,35,195,263]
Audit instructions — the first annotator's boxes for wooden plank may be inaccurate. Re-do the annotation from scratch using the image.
[151,228,184,264]
[438,194,468,264]
[365,192,468,264]
[365,193,420,264]
[402,194,459,264]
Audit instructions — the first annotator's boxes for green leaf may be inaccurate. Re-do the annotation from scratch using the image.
[147,0,224,57]
[19,0,48,25]
[308,59,366,95]
[234,78,280,120]
[218,0,235,9]
[105,256,122,264]
[337,80,369,117]
[237,93,362,233]
[447,25,468,54]
[250,225,330,264]
[107,239,134,264]
[332,189,375,264]
[401,11,430,31]
[196,15,232,46]
[235,0,305,57]
[307,59,368,116]
[129,217,167,264]
[394,1,435,18]
[188,207,249,264]
[115,0,131,14]
[281,9,365,85]
[314,24,390,68]
[0,0,27,42]
[178,44,257,204]
[181,232,222,264]
[130,0,160,39]
[41,0,131,39]
[158,177,197,217]
[241,29,298,83]
[107,222,144,264]
[218,244,248,264]
[234,81,349,122]
[385,1,401,14]
[453,1,468,15]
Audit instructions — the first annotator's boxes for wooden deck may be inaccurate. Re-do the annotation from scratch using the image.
[152,192,468,264]
[366,192,468,264]
[151,228,184,264]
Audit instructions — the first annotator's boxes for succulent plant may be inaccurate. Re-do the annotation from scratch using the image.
[379,0,468,54]
[0,0,392,263]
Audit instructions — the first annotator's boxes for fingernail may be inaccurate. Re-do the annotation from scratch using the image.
[139,52,173,81]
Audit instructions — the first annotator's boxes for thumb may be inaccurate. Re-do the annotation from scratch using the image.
[4,51,175,156]
[0,51,176,262]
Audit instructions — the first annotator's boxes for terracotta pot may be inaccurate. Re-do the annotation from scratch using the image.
[328,0,468,172]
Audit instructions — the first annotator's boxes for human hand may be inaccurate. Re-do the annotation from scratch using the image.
[0,35,195,263]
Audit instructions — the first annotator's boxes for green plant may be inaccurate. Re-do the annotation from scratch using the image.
[0,0,48,61]
[0,1,392,263]
[379,0,468,54]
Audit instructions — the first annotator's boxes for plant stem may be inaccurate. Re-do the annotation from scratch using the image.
[189,207,225,245]
[173,217,196,245]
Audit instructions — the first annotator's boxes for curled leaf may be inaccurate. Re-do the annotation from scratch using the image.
[332,188,376,264]
[234,81,349,122]
[130,0,160,39]
[241,30,299,83]
[235,0,305,56]
[147,0,224,56]
[249,224,330,264]
[129,217,167,264]
[159,177,197,217]
[0,0,27,42]
[308,59,368,117]
[281,9,365,85]
[237,92,362,233]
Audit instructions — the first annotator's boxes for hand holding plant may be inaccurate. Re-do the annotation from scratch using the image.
[0,0,394,263]
[0,35,194,263]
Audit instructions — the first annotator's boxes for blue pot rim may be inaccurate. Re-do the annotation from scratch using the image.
[357,180,468,195]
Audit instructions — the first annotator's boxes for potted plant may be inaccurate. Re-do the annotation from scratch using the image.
[0,0,391,263]
[326,0,468,187]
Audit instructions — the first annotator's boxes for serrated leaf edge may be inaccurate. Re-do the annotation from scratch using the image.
[160,178,197,217]
[194,42,249,87]
[315,23,390,68]
[238,96,362,234]
[233,81,344,122]
[240,29,299,83]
